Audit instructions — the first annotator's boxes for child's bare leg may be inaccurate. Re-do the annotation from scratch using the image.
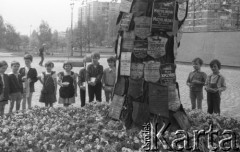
[9,100,15,113]
[27,93,33,109]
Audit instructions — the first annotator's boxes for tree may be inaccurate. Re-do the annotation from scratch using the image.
[51,30,59,49]
[4,24,21,51]
[38,20,52,47]
[20,35,29,50]
[0,15,6,48]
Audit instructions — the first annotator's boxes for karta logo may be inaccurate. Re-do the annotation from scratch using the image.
[142,122,240,151]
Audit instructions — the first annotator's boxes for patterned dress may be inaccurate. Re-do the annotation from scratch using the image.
[39,71,56,104]
[58,71,76,104]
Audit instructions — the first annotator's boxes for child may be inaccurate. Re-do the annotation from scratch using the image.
[102,56,116,103]
[8,61,23,113]
[86,52,103,102]
[19,54,38,110]
[0,61,9,117]
[39,61,57,107]
[205,59,226,114]
[78,58,86,107]
[58,61,77,107]
[186,57,207,110]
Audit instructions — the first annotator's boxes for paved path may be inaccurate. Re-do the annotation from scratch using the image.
[2,56,240,118]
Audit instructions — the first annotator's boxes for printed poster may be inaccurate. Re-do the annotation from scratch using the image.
[131,0,148,17]
[147,36,168,58]
[120,52,132,76]
[120,0,133,13]
[151,0,176,32]
[119,13,133,32]
[134,16,151,39]
[133,40,148,59]
[144,61,161,83]
[122,31,135,52]
[130,63,144,79]
[177,1,188,21]
[160,63,176,85]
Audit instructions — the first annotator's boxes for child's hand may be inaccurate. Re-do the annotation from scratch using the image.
[22,76,27,81]
[28,78,32,83]
[192,80,202,84]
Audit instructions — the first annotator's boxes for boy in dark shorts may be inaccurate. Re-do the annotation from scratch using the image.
[187,57,207,110]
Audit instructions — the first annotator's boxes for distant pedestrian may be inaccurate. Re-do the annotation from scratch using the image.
[186,57,207,110]
[0,61,9,117]
[78,58,87,107]
[39,44,46,66]
[58,61,77,107]
[205,59,226,115]
[39,61,57,107]
[8,61,23,113]
[19,54,38,110]
[102,56,116,103]
[86,52,103,102]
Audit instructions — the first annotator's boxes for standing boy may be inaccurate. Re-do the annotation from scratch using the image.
[19,54,38,110]
[0,61,9,117]
[8,61,23,113]
[205,59,226,114]
[86,52,103,102]
[186,58,207,110]
[102,56,116,103]
[78,58,87,107]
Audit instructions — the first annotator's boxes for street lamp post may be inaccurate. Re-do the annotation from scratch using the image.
[70,2,74,56]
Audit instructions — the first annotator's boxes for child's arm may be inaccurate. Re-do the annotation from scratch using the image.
[186,73,191,86]
[30,69,38,83]
[53,74,57,95]
[95,65,103,83]
[57,72,63,87]
[73,73,78,97]
[102,69,106,88]
[38,73,44,84]
[218,76,226,92]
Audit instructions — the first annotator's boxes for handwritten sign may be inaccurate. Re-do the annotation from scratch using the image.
[144,61,161,83]
[109,94,125,120]
[148,83,169,117]
[119,13,133,32]
[134,16,151,39]
[120,52,132,76]
[120,0,133,13]
[122,31,135,52]
[130,63,144,79]
[151,0,176,32]
[131,0,148,17]
[133,40,148,59]
[114,77,126,96]
[147,36,168,58]
[160,63,176,85]
[128,78,144,99]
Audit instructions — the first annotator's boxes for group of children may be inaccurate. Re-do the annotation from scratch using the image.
[0,52,116,117]
[187,58,226,115]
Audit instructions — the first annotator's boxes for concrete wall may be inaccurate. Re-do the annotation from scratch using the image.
[176,32,240,67]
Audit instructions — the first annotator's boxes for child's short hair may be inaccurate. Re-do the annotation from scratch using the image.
[192,57,203,66]
[63,61,73,69]
[0,60,8,68]
[210,59,221,70]
[24,54,33,62]
[91,52,100,59]
[45,61,54,68]
[11,61,20,67]
[107,56,116,63]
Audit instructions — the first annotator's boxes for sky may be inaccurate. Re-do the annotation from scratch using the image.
[0,0,113,36]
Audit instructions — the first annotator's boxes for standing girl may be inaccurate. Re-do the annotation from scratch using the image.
[58,61,77,107]
[205,59,226,115]
[39,61,57,107]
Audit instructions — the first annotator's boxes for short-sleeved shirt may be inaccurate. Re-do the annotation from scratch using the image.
[205,73,226,94]
[187,70,207,92]
[102,67,116,86]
